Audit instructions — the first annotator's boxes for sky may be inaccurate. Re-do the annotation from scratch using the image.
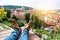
[0,0,60,9]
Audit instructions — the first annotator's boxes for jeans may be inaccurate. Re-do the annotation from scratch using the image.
[4,29,29,40]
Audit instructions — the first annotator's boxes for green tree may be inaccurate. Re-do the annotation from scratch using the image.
[30,14,45,29]
[0,8,7,22]
[6,9,11,18]
[25,12,30,23]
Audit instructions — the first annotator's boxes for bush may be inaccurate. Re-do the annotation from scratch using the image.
[12,15,19,20]
[6,9,11,18]
[0,8,7,22]
[25,12,30,23]
[18,21,24,27]
[30,14,46,29]
[3,21,13,28]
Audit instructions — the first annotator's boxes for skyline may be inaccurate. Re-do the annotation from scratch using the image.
[0,0,60,9]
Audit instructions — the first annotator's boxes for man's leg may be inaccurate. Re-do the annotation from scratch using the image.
[19,29,29,40]
[4,29,19,40]
[5,19,22,40]
[19,20,34,40]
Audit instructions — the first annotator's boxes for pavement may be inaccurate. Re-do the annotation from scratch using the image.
[0,29,13,40]
[0,24,40,40]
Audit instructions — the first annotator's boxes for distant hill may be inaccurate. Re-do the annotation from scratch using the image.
[0,5,33,10]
